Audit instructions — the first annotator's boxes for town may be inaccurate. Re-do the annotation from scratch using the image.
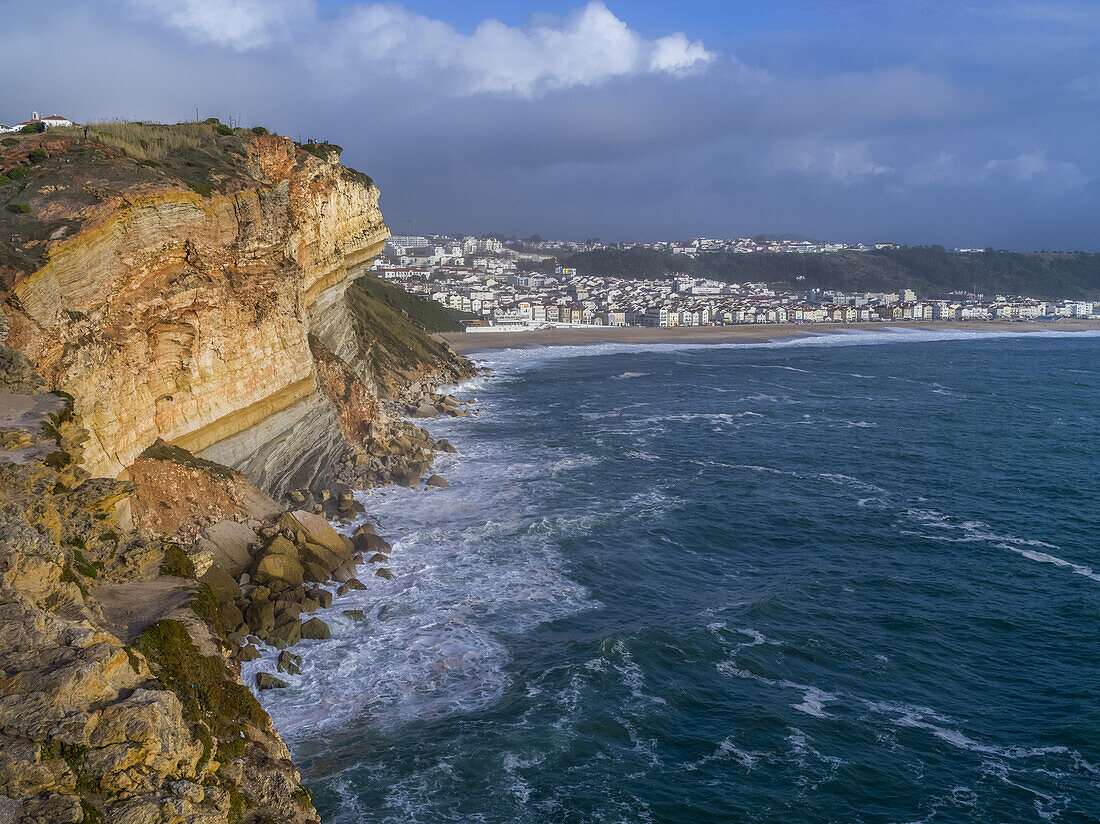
[376,234,1099,331]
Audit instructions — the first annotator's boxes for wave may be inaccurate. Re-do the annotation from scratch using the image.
[477,327,1100,377]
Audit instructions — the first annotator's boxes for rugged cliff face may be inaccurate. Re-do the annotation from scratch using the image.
[1,126,469,500]
[0,123,475,823]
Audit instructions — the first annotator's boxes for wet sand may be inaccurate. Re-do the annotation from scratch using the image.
[438,319,1100,354]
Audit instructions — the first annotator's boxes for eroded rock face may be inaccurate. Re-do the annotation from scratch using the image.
[3,136,388,499]
[0,363,320,824]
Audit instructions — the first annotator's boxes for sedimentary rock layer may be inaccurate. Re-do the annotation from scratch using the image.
[2,134,388,496]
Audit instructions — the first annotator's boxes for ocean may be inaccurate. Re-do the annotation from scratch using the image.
[251,328,1100,823]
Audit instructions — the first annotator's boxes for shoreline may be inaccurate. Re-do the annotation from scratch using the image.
[437,319,1100,354]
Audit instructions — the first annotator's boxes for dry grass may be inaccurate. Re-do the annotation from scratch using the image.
[50,120,229,161]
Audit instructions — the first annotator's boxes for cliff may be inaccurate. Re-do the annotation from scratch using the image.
[0,122,475,823]
[1,122,471,500]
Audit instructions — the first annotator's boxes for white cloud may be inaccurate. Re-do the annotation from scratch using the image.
[767,140,890,184]
[983,150,1088,188]
[132,0,314,49]
[131,0,713,97]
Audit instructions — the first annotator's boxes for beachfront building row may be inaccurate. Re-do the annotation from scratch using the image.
[372,258,1095,330]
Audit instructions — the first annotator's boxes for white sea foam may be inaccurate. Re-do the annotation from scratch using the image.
[475,327,1100,378]
[903,508,1100,584]
[250,388,597,736]
[611,371,647,380]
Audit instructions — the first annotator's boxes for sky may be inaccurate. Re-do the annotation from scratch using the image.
[2,0,1098,249]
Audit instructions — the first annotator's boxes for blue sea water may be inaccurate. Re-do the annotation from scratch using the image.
[253,328,1100,824]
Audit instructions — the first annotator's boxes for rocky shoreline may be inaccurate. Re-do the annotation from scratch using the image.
[0,344,477,823]
[0,122,482,823]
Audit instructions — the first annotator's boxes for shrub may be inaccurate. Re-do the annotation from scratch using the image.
[134,619,268,742]
[7,165,29,179]
[184,180,213,197]
[161,543,196,578]
[301,142,342,160]
[1,137,17,146]
[0,174,10,186]
[250,126,268,135]
[7,202,30,214]
[214,123,233,136]
[137,158,160,168]
[28,147,46,163]
[20,123,44,134]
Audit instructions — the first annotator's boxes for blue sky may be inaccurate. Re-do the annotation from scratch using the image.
[2,0,1098,249]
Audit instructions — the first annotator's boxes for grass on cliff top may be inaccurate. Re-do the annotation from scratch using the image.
[346,275,473,392]
[350,274,474,333]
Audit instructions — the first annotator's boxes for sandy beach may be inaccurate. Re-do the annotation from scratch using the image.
[438,319,1100,354]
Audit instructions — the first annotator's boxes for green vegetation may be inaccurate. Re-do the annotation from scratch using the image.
[80,799,104,824]
[60,744,98,794]
[251,126,269,136]
[20,123,44,134]
[7,202,29,214]
[561,246,1100,300]
[139,439,236,480]
[346,275,472,390]
[161,543,197,578]
[28,147,46,163]
[300,142,341,160]
[1,137,18,146]
[350,274,474,333]
[184,180,213,197]
[134,619,266,746]
[190,582,222,630]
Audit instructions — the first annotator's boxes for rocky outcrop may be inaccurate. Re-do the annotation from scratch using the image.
[1,129,470,503]
[0,124,473,823]
[0,362,320,823]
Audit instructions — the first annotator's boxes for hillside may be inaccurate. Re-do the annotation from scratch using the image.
[561,247,1100,299]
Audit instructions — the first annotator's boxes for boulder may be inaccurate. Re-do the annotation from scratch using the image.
[255,673,289,690]
[301,617,331,640]
[300,597,320,614]
[308,588,333,608]
[288,510,354,560]
[274,603,301,624]
[392,469,420,488]
[342,609,365,622]
[201,520,259,575]
[437,439,458,454]
[336,577,367,596]
[267,619,301,650]
[413,404,440,418]
[363,533,392,553]
[218,603,244,632]
[200,566,241,605]
[368,553,389,564]
[375,568,394,580]
[302,560,331,583]
[238,645,261,662]
[250,585,270,602]
[263,535,299,557]
[254,552,304,588]
[277,651,302,675]
[426,474,449,488]
[245,599,275,634]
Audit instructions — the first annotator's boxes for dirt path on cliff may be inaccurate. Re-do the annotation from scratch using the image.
[92,578,195,643]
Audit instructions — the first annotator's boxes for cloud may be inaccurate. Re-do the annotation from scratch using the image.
[131,0,713,97]
[983,150,1089,189]
[131,0,314,49]
[767,140,891,184]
